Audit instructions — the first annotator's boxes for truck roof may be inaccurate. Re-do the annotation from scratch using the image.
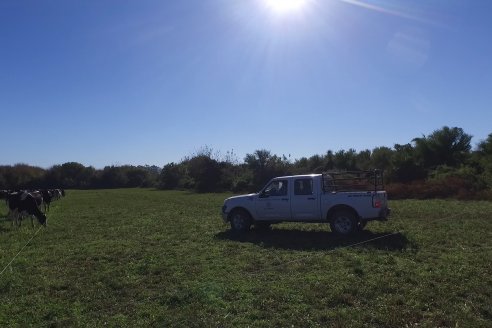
[272,174,322,180]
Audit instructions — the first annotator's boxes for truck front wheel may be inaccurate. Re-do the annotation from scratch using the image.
[229,209,252,232]
[330,210,357,236]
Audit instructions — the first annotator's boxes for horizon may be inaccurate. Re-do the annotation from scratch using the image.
[1,125,487,171]
[1,0,491,169]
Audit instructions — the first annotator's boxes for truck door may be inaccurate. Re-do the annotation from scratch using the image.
[291,178,319,220]
[255,179,292,220]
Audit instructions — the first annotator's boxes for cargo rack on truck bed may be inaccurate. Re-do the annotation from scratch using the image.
[322,170,385,192]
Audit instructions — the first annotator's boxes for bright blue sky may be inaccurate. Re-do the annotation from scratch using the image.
[1,0,491,168]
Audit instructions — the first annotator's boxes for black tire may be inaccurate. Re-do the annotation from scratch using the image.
[229,209,252,232]
[330,210,357,236]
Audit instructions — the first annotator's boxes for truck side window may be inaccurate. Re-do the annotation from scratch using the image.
[294,179,313,195]
[265,180,288,196]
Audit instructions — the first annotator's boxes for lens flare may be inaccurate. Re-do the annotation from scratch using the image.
[264,0,309,14]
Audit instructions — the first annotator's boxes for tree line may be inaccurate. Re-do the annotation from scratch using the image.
[160,126,492,199]
[0,163,161,190]
[2,126,492,199]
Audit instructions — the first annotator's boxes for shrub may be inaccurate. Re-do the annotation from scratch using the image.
[187,155,222,193]
[387,176,482,200]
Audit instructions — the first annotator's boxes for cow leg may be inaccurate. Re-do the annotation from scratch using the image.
[18,211,25,227]
[8,209,14,226]
[9,209,19,227]
[19,210,30,227]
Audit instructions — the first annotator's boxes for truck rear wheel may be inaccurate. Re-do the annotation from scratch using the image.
[330,210,357,236]
[229,209,252,232]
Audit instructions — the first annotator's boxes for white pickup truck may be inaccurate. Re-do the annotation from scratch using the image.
[221,170,390,235]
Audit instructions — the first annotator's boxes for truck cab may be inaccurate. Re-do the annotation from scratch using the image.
[221,171,390,236]
[256,175,321,221]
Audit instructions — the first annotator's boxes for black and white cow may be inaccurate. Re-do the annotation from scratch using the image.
[7,192,47,227]
[41,189,53,212]
[54,188,65,199]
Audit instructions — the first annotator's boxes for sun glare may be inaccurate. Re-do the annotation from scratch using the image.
[264,0,309,14]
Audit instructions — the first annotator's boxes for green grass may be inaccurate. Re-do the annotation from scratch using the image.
[1,189,491,327]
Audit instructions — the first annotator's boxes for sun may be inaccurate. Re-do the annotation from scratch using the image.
[264,0,310,14]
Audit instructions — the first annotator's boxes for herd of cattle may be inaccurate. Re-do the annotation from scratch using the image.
[0,189,65,227]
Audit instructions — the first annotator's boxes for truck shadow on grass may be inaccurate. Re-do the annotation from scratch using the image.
[215,228,413,252]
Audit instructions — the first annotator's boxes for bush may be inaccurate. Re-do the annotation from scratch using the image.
[387,176,482,200]
[187,156,222,193]
[159,163,182,190]
[231,179,252,193]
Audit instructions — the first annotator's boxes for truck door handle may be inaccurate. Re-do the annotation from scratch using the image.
[281,198,289,201]
[307,197,316,200]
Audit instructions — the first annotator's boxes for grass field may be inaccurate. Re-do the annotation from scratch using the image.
[1,189,491,327]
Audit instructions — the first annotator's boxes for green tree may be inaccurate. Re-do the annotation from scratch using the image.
[371,147,393,172]
[187,155,222,192]
[125,166,151,187]
[477,133,492,156]
[159,163,182,189]
[244,149,291,190]
[0,164,44,189]
[293,157,309,174]
[333,149,357,170]
[99,166,129,188]
[356,149,372,170]
[307,154,324,172]
[475,133,492,187]
[324,150,335,171]
[390,143,426,182]
[413,126,472,169]
[45,162,95,188]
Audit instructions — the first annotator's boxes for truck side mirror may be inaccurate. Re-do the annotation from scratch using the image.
[259,190,269,198]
